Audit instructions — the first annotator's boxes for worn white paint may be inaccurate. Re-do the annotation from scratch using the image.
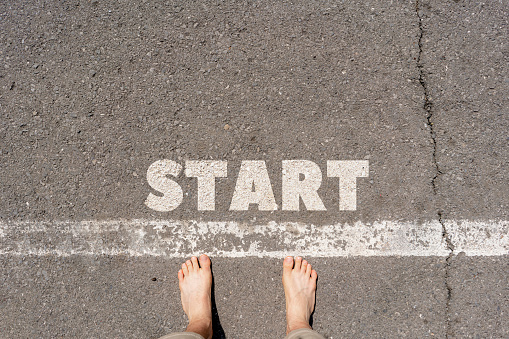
[144,159,371,212]
[447,220,509,256]
[282,160,327,211]
[327,160,369,210]
[0,220,506,257]
[185,160,227,211]
[229,161,278,211]
[145,160,183,212]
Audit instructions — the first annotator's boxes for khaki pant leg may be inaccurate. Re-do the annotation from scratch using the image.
[284,328,326,339]
[158,332,205,339]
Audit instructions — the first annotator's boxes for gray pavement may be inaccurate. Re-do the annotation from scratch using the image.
[1,256,449,338]
[0,0,508,338]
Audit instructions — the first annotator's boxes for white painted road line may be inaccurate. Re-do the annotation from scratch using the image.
[0,220,507,257]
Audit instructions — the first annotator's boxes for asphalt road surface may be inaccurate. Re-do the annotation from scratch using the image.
[1,0,507,338]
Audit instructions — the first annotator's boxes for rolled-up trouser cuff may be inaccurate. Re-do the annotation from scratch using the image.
[284,328,326,339]
[158,332,205,339]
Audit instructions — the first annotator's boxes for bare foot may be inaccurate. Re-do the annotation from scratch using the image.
[282,256,318,335]
[178,254,213,339]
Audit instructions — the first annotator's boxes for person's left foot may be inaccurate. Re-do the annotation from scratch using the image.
[178,254,213,339]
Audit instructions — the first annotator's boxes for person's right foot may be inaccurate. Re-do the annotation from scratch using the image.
[282,256,318,334]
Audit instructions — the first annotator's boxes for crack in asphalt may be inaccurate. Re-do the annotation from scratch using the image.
[416,1,455,337]
[439,210,455,338]
[415,0,442,194]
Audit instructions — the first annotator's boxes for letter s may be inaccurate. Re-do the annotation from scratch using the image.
[145,160,183,212]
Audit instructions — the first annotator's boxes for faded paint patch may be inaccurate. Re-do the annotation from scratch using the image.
[447,220,509,256]
[0,220,507,257]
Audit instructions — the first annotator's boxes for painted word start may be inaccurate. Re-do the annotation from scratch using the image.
[145,160,369,212]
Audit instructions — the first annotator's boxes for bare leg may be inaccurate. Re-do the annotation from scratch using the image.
[178,254,213,339]
[282,256,318,335]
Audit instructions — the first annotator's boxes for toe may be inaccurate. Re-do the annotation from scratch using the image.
[283,256,294,274]
[199,254,211,269]
[182,263,189,276]
[311,269,318,281]
[178,269,184,282]
[301,260,308,272]
[306,263,312,276]
[185,260,193,272]
[294,256,302,270]
[191,256,199,271]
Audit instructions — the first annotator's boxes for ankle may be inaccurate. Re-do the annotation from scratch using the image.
[186,318,213,339]
[286,321,312,335]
